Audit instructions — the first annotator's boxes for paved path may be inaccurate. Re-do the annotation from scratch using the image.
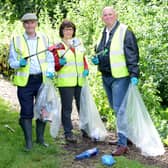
[0,76,19,110]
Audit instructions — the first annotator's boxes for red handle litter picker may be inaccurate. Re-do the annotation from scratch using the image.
[24,40,81,60]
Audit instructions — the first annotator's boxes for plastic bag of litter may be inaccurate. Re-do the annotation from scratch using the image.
[34,80,61,138]
[79,81,107,141]
[117,84,165,156]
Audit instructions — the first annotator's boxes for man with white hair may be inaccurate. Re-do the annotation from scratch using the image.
[92,7,139,156]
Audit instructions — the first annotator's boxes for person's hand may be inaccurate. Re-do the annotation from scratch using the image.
[131,77,138,85]
[48,45,57,52]
[83,69,89,77]
[46,72,55,79]
[59,57,67,66]
[91,56,99,65]
[19,58,27,67]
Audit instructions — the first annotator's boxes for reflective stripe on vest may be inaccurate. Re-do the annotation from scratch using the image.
[13,33,48,86]
[56,40,85,87]
[58,73,77,78]
[65,62,83,67]
[15,71,28,77]
[57,72,83,78]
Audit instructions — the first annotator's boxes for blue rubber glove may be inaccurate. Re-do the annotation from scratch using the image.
[46,72,55,79]
[91,56,99,65]
[59,57,67,66]
[83,69,89,77]
[19,58,27,67]
[131,77,138,85]
[101,155,116,166]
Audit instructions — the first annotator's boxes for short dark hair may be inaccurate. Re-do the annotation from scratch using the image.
[59,20,76,38]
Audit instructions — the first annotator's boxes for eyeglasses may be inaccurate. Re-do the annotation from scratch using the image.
[63,28,73,31]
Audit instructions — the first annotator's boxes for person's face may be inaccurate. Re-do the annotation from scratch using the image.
[63,27,74,39]
[102,8,117,27]
[23,20,37,34]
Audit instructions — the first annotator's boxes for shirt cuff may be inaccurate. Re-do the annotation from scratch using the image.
[10,61,20,69]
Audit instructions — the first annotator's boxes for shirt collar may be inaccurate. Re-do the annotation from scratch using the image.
[105,20,117,33]
[24,32,40,40]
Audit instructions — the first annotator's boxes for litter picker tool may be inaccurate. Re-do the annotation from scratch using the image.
[24,39,81,60]
[24,49,48,59]
[60,41,81,58]
[24,43,63,59]
[89,48,108,61]
[95,48,108,57]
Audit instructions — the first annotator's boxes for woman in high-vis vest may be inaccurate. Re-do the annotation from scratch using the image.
[92,7,139,156]
[50,20,89,143]
[8,13,55,151]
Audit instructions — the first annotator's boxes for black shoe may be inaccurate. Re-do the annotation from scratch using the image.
[19,118,33,151]
[127,138,133,146]
[65,135,77,143]
[81,129,90,139]
[36,119,49,147]
[108,140,118,145]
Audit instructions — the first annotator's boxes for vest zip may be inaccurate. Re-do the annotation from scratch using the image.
[23,35,30,72]
[36,38,43,73]
[62,40,79,86]
[74,49,79,86]
[23,35,43,75]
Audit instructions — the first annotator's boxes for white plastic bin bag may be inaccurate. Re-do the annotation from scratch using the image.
[79,82,107,141]
[117,84,165,156]
[34,80,61,138]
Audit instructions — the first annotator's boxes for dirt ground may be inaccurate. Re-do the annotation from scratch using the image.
[56,120,168,168]
[0,77,168,168]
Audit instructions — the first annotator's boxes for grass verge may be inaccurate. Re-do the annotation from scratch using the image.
[0,98,159,168]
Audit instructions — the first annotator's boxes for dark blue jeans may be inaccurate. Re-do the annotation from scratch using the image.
[102,76,130,146]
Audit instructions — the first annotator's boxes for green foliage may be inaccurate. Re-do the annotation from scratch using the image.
[0,44,14,77]
[0,0,76,23]
[66,0,104,50]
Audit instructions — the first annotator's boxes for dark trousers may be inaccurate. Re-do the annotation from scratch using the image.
[17,73,42,119]
[59,86,81,137]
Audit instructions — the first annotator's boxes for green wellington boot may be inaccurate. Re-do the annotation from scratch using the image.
[36,119,49,147]
[19,118,33,151]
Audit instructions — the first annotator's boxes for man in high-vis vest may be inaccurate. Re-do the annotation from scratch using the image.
[92,7,139,156]
[8,13,55,151]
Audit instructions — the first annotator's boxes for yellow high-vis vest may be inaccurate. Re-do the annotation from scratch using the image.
[13,33,48,87]
[56,40,85,87]
[97,23,129,78]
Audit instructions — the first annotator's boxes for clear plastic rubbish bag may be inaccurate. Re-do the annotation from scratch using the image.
[79,81,107,141]
[117,84,165,156]
[34,80,61,138]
